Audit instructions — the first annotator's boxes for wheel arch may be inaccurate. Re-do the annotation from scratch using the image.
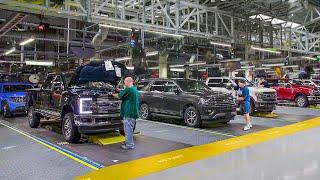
[61,105,74,122]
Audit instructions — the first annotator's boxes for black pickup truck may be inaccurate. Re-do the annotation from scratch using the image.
[26,60,127,143]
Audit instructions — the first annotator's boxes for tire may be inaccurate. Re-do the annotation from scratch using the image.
[140,103,151,120]
[62,112,81,143]
[295,95,308,108]
[2,102,11,118]
[184,106,202,128]
[28,106,40,128]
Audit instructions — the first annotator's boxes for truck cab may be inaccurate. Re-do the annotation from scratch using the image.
[26,60,127,143]
[206,77,277,115]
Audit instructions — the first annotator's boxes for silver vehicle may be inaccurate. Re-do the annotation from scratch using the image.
[206,77,277,115]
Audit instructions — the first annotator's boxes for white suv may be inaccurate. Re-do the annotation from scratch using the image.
[206,77,277,115]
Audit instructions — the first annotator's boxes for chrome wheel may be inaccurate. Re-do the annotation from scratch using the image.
[64,117,72,138]
[186,110,197,126]
[296,96,307,107]
[140,105,148,119]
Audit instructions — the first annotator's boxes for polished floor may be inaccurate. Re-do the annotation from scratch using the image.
[138,126,320,180]
[0,106,319,180]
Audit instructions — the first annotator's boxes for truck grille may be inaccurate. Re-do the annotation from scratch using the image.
[95,97,121,114]
[209,96,235,107]
[262,92,277,101]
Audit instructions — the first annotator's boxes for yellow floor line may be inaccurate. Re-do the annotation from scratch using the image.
[75,117,320,180]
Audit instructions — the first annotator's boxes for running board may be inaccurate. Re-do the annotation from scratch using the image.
[150,113,181,119]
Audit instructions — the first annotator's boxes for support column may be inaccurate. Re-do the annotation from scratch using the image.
[185,66,190,79]
[159,52,168,78]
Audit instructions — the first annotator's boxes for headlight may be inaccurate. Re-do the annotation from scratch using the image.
[255,93,263,100]
[199,98,210,105]
[10,97,25,103]
[79,98,93,114]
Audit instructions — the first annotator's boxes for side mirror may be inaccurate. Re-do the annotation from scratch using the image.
[226,83,233,90]
[285,84,291,88]
[174,89,181,94]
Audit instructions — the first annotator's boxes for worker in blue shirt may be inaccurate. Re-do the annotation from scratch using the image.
[237,79,252,131]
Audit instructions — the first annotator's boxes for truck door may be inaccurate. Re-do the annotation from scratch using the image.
[38,75,55,111]
[50,75,64,111]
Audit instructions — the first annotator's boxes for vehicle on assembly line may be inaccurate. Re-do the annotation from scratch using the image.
[26,60,127,143]
[0,82,33,117]
[139,78,237,127]
[268,79,320,107]
[292,79,320,88]
[205,77,277,115]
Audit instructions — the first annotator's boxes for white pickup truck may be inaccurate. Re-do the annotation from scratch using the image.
[205,77,277,115]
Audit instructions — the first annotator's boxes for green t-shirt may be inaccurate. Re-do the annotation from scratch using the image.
[118,86,140,119]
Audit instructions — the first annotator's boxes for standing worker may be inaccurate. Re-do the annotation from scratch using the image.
[258,77,270,88]
[113,77,139,150]
[237,79,252,131]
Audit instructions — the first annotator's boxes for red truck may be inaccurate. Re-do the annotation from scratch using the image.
[268,79,320,107]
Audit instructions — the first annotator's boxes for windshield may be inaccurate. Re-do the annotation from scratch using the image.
[312,80,320,86]
[232,78,254,87]
[175,79,211,92]
[3,85,33,93]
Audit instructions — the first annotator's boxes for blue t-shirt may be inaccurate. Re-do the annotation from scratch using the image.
[241,86,250,103]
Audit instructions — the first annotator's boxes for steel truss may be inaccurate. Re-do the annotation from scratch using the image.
[1,0,320,54]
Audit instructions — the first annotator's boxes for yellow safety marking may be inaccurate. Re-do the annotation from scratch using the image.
[308,105,320,109]
[75,117,320,180]
[0,121,99,170]
[89,132,125,146]
[253,112,278,118]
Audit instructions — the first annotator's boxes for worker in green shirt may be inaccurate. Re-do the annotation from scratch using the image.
[112,77,139,150]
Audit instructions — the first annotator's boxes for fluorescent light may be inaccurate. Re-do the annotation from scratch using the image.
[146,51,159,57]
[169,64,185,68]
[170,68,185,72]
[126,66,134,70]
[255,67,270,70]
[262,63,284,67]
[115,57,131,62]
[147,67,159,70]
[188,62,206,66]
[210,41,231,47]
[241,66,255,69]
[100,24,132,31]
[198,69,206,72]
[25,60,54,66]
[251,46,281,54]
[145,30,183,38]
[303,56,316,60]
[219,58,241,63]
[4,47,15,55]
[284,65,299,68]
[20,38,35,46]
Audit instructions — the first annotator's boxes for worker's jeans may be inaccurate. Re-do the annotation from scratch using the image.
[123,117,136,149]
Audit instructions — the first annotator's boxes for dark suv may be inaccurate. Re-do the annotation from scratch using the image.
[139,78,237,127]
[26,60,127,143]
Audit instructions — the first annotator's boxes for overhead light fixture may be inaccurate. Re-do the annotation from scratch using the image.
[210,41,231,47]
[115,57,131,62]
[126,66,134,70]
[100,24,132,31]
[145,30,183,38]
[170,68,185,72]
[20,38,35,46]
[255,67,270,70]
[303,56,316,60]
[169,64,185,68]
[147,67,159,70]
[251,46,281,54]
[188,62,206,66]
[146,51,159,57]
[198,69,206,72]
[262,63,284,67]
[25,60,54,66]
[4,47,16,55]
[284,65,299,68]
[241,66,255,69]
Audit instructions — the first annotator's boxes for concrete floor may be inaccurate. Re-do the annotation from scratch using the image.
[138,126,320,180]
[0,106,319,179]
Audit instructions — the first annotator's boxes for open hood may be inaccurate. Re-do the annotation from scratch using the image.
[68,60,127,87]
